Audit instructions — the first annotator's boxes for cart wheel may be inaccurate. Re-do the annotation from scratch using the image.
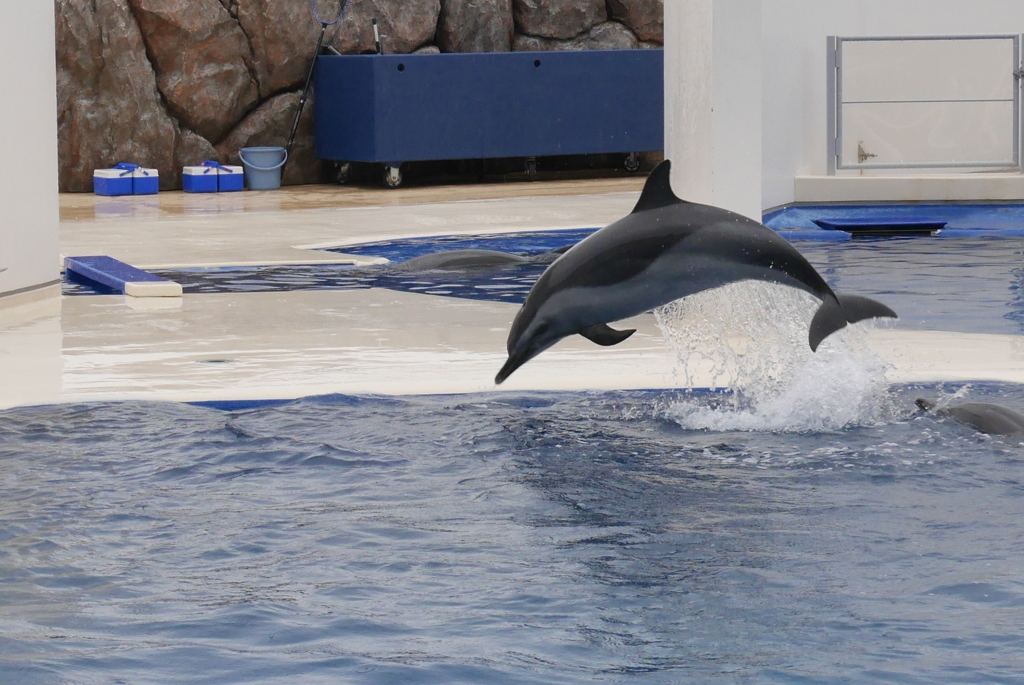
[624,152,640,173]
[525,157,538,181]
[384,165,403,188]
[335,162,351,185]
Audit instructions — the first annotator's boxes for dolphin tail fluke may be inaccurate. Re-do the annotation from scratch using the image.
[579,323,636,346]
[808,294,897,351]
[808,296,848,351]
[835,294,898,326]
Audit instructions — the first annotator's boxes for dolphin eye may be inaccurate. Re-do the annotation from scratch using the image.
[534,322,550,336]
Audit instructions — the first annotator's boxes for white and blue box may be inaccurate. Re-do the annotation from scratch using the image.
[182,165,218,193]
[217,164,244,192]
[93,163,159,196]
[131,167,159,195]
[183,161,244,193]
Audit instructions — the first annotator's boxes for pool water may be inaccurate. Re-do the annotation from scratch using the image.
[2,384,1024,683]
[32,230,1024,681]
[798,236,1024,336]
[64,233,1024,336]
[764,202,1024,236]
[63,228,594,304]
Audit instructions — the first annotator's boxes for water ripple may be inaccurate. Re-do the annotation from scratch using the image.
[2,386,1024,681]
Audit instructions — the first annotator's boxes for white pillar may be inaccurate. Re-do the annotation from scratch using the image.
[665,0,763,221]
[0,4,61,305]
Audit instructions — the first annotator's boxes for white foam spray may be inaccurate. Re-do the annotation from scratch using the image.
[929,384,973,410]
[653,282,895,433]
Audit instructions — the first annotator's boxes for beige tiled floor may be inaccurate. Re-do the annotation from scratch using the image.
[59,177,647,221]
[60,182,644,269]
[1,179,1022,409]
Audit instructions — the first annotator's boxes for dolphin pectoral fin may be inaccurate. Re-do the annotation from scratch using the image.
[809,293,898,351]
[631,160,687,214]
[579,323,637,347]
[836,294,898,325]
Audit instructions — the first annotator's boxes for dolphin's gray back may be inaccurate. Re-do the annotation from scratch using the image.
[940,402,1024,435]
[395,249,527,271]
[531,203,834,317]
[507,201,840,353]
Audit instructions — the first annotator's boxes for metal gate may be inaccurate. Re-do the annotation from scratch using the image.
[827,35,1022,173]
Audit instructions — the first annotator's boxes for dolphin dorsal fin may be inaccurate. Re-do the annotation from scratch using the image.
[631,160,685,213]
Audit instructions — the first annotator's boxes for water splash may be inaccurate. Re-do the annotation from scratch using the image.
[653,282,894,432]
[927,384,974,410]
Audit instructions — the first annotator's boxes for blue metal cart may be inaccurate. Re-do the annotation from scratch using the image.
[313,49,664,187]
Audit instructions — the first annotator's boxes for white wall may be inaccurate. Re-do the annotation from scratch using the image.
[665,0,763,221]
[0,4,60,301]
[761,0,1024,209]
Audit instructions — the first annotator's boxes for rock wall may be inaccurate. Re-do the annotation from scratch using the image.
[56,0,663,191]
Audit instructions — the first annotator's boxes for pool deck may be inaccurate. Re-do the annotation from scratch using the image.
[3,178,1024,409]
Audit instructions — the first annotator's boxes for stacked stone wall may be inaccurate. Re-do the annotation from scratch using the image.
[56,0,663,191]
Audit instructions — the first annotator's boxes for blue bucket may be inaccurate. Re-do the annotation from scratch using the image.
[238,146,288,190]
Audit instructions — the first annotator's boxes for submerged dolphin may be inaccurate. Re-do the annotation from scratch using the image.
[916,398,1024,436]
[395,249,528,271]
[495,160,898,384]
[394,246,572,272]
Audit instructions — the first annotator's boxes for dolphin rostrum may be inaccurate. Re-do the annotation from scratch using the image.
[495,160,897,384]
[916,398,1024,436]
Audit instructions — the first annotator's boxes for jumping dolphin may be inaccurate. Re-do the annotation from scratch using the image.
[495,160,897,384]
[916,398,1024,436]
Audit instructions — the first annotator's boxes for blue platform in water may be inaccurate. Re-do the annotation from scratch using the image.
[765,203,1024,238]
[65,256,182,297]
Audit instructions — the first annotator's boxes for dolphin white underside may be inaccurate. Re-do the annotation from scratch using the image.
[534,252,819,335]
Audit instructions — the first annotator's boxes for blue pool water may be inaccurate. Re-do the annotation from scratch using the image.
[764,203,1024,237]
[64,234,1024,336]
[31,226,1024,681]
[328,228,596,261]
[2,384,1024,683]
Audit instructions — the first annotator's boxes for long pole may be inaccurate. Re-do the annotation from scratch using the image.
[284,21,328,168]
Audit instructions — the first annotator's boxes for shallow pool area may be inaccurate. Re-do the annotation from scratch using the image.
[61,233,1024,338]
[765,203,1024,237]
[2,383,1024,683]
